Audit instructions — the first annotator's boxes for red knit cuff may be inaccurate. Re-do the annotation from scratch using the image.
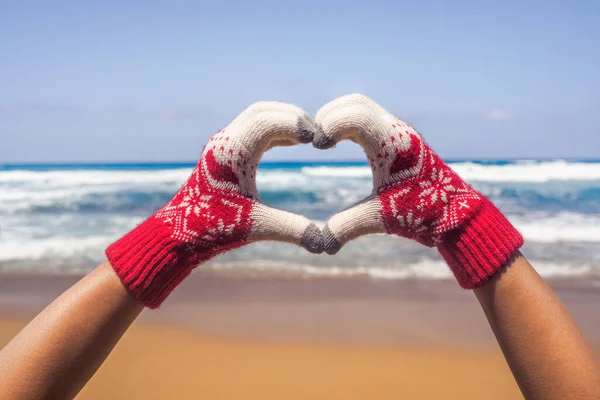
[106,217,198,309]
[437,199,524,289]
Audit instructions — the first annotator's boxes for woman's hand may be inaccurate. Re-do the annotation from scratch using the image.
[107,101,324,308]
[313,94,600,400]
[312,94,522,288]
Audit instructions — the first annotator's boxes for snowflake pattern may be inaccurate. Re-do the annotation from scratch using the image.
[154,149,253,248]
[379,123,481,246]
[417,166,456,209]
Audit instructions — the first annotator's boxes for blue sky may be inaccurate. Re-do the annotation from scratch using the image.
[1,0,599,162]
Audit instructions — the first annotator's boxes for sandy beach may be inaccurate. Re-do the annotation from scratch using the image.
[0,319,523,399]
[0,272,599,399]
[3,0,599,397]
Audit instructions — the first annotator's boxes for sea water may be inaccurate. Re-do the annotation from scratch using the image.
[1,160,599,280]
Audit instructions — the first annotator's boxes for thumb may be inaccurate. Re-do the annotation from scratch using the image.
[322,196,386,254]
[248,202,323,254]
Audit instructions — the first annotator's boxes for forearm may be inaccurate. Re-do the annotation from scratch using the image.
[0,262,143,400]
[474,252,600,400]
[312,94,600,399]
[0,103,323,399]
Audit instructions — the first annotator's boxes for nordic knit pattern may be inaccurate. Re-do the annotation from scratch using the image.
[107,102,324,308]
[313,94,523,288]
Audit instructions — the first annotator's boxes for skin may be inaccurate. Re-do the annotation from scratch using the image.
[474,252,600,399]
[0,256,598,399]
[0,262,143,400]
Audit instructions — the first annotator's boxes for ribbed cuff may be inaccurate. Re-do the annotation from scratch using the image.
[106,217,198,309]
[437,199,524,289]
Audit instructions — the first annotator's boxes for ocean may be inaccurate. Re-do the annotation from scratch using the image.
[1,160,600,281]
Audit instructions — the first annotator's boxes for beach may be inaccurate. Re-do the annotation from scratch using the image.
[1,160,599,398]
[3,0,600,396]
[1,272,599,399]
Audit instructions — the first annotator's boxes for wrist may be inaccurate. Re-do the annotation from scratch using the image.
[437,198,524,289]
[106,216,212,308]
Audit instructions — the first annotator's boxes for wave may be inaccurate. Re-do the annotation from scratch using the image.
[2,190,175,214]
[0,168,372,214]
[1,160,599,279]
[302,160,600,182]
[210,259,596,279]
[8,184,597,221]
[0,215,597,273]
[0,169,191,185]
[0,247,595,279]
[0,213,597,271]
[0,235,114,262]
[512,213,600,243]
[301,166,373,178]
[5,168,599,214]
[2,198,599,245]
[451,160,600,182]
[210,259,454,279]
[4,160,600,186]
[313,214,600,243]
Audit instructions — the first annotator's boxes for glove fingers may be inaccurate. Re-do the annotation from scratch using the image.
[314,94,423,188]
[205,102,320,198]
[234,102,320,152]
[248,202,324,254]
[322,196,386,254]
[313,94,389,151]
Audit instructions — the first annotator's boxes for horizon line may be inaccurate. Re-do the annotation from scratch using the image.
[2,157,600,166]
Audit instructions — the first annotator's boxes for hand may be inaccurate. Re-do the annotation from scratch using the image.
[313,94,523,288]
[107,102,323,308]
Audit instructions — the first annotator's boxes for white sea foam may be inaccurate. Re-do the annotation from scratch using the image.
[0,169,188,212]
[0,169,191,185]
[301,166,373,178]
[1,162,599,278]
[3,161,599,207]
[0,236,114,262]
[450,160,600,182]
[316,213,600,244]
[512,212,600,243]
[210,259,451,279]
[256,170,313,189]
[302,160,600,182]
[534,262,594,277]
[205,259,596,279]
[0,237,596,279]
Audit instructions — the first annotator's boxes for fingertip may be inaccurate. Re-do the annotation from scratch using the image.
[312,129,337,150]
[322,225,343,255]
[296,117,316,144]
[301,223,324,254]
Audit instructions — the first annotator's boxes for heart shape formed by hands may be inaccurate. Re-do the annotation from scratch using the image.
[107,94,523,308]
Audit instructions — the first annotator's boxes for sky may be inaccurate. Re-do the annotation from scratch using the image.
[1,0,599,162]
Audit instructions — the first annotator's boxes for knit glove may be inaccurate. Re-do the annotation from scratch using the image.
[107,102,323,308]
[313,94,523,288]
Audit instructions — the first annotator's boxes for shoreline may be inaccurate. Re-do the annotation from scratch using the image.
[0,271,599,348]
